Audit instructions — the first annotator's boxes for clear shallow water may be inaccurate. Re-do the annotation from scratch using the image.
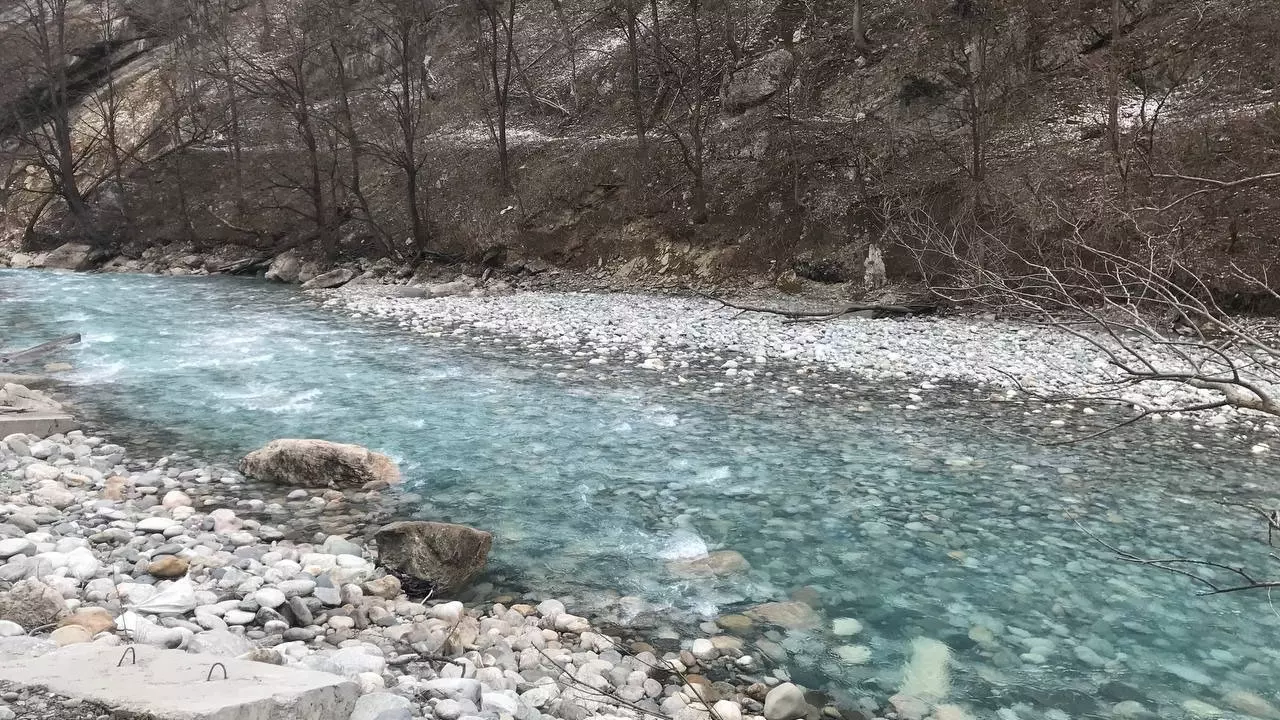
[2,269,1279,717]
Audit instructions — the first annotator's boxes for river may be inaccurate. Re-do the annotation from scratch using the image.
[1,268,1276,718]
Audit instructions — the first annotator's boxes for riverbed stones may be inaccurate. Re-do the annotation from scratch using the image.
[102,476,130,501]
[763,683,807,720]
[239,439,401,489]
[58,608,115,635]
[136,517,179,533]
[691,638,718,661]
[49,625,93,646]
[147,556,188,578]
[421,678,483,704]
[350,692,412,720]
[374,521,491,595]
[0,579,67,628]
[253,587,286,609]
[362,574,402,599]
[0,538,34,559]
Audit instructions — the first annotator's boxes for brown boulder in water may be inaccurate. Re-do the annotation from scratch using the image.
[239,439,401,489]
[374,521,492,596]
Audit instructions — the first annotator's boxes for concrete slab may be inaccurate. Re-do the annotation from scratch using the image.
[0,643,359,720]
[0,413,78,437]
[0,374,56,389]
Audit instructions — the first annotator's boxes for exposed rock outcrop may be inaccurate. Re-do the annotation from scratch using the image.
[239,439,401,489]
[721,49,795,113]
[374,521,492,596]
[264,249,304,283]
[302,268,356,289]
[41,243,96,271]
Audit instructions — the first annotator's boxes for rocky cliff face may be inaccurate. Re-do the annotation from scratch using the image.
[2,0,1278,293]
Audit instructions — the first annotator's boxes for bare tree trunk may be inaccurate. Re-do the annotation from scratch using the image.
[478,0,518,192]
[549,0,579,112]
[851,0,871,55]
[1106,0,1122,171]
[291,70,336,258]
[621,6,646,157]
[330,43,368,222]
[688,0,709,224]
[396,31,429,254]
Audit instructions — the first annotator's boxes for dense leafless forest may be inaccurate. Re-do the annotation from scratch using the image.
[1,0,1278,295]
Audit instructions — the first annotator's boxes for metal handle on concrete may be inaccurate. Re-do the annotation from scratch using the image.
[117,647,136,667]
[206,662,227,681]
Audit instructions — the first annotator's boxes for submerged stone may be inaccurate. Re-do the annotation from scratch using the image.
[744,602,819,630]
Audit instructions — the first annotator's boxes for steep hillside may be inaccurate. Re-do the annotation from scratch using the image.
[1,0,1278,293]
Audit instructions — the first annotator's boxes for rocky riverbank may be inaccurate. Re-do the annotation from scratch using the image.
[7,242,1279,438]
[0,387,916,720]
[318,286,1280,439]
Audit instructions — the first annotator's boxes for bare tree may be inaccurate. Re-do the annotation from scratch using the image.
[6,0,101,240]
[340,0,440,259]
[610,0,648,160]
[472,0,519,192]
[850,0,871,56]
[229,0,346,259]
[652,0,724,224]
[894,195,1280,441]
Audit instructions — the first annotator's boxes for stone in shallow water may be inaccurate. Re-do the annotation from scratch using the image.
[831,618,863,636]
[763,683,808,720]
[240,439,401,489]
[1166,664,1214,686]
[1222,690,1277,719]
[667,550,751,578]
[1181,699,1224,718]
[744,602,819,630]
[834,645,871,665]
[1111,700,1151,719]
